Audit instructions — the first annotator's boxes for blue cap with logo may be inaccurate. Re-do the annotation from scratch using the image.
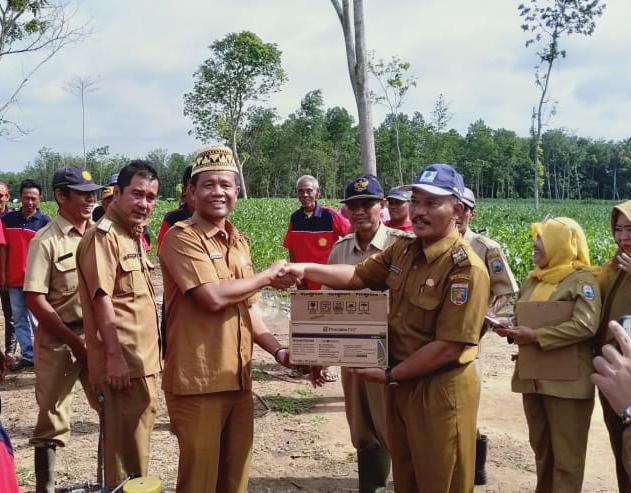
[403,163,464,199]
[108,173,119,186]
[52,167,103,192]
[341,175,384,203]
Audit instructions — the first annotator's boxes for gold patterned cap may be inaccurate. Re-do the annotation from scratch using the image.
[192,146,239,177]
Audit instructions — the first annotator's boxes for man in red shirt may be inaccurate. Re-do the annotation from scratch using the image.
[0,180,51,370]
[0,182,16,363]
[384,187,413,232]
[283,175,350,290]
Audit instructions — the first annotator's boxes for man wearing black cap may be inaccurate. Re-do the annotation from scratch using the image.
[23,167,102,493]
[286,164,489,492]
[328,175,412,493]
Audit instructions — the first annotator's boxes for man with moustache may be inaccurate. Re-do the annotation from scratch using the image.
[0,182,16,364]
[23,168,102,493]
[328,175,411,493]
[77,161,162,488]
[288,164,489,493]
[159,146,295,493]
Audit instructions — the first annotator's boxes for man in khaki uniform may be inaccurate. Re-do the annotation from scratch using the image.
[23,167,102,493]
[459,186,519,484]
[287,164,490,493]
[77,161,162,488]
[328,175,411,493]
[159,146,294,493]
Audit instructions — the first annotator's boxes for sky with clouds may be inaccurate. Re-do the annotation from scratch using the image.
[1,0,629,173]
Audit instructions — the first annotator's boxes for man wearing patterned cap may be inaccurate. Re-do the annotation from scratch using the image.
[76,161,161,488]
[23,167,102,492]
[286,163,489,492]
[159,145,295,492]
[458,186,519,485]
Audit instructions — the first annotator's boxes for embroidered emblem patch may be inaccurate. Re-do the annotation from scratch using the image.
[450,283,469,305]
[388,264,401,274]
[582,284,595,301]
[82,170,92,181]
[318,238,328,247]
[353,178,369,191]
[209,252,223,260]
[491,259,504,275]
[419,170,438,183]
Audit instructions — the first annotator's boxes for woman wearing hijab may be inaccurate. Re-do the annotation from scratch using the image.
[496,217,601,493]
[595,200,631,493]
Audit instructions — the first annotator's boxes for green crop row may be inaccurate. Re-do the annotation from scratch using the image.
[38,198,619,284]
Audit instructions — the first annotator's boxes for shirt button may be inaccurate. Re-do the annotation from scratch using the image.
[413,266,417,270]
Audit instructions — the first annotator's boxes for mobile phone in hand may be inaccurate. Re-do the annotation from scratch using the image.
[619,315,631,338]
[485,315,507,329]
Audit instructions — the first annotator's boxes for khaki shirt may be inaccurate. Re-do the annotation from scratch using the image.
[355,228,489,364]
[23,215,87,324]
[463,228,518,299]
[511,270,601,399]
[598,258,631,347]
[159,213,259,395]
[328,222,412,266]
[77,204,161,385]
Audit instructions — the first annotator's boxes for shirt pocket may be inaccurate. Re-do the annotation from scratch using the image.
[117,256,142,294]
[53,255,78,295]
[408,293,441,334]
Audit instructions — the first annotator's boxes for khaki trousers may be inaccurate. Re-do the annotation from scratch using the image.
[341,367,389,451]
[386,363,479,493]
[165,390,253,493]
[522,393,594,493]
[100,375,158,488]
[30,326,98,447]
[601,392,631,493]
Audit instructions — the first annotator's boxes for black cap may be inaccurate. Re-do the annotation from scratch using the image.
[52,167,103,192]
[341,176,385,203]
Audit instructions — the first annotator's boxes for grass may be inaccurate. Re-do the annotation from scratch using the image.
[264,393,317,417]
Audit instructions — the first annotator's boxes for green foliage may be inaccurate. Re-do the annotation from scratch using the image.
[183,30,286,145]
[264,393,316,417]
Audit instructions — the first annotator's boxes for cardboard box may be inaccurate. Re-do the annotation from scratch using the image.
[289,290,388,368]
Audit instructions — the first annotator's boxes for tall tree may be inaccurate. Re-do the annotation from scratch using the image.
[0,0,87,136]
[369,54,417,185]
[330,0,376,176]
[183,30,286,199]
[64,75,99,166]
[518,0,606,210]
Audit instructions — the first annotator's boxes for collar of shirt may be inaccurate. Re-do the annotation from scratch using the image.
[20,209,43,223]
[301,202,322,218]
[190,211,241,245]
[463,227,476,243]
[56,213,91,236]
[350,221,389,254]
[422,228,460,264]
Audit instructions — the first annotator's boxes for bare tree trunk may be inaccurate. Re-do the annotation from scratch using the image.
[231,133,248,199]
[331,0,377,176]
[394,118,403,185]
[81,89,86,166]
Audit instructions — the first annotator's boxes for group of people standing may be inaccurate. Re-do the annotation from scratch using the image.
[0,146,630,493]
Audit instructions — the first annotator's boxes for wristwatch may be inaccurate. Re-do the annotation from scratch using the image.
[384,367,399,387]
[622,405,631,426]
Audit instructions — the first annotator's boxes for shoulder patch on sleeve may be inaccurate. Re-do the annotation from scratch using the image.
[450,282,469,305]
[451,246,469,265]
[96,218,112,233]
[581,283,595,301]
[490,257,505,275]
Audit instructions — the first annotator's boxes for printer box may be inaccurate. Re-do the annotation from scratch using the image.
[289,290,388,368]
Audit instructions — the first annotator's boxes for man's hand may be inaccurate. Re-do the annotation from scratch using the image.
[309,366,327,388]
[494,325,537,345]
[105,351,131,391]
[592,321,631,415]
[349,367,387,384]
[69,339,88,366]
[617,253,631,274]
[275,348,291,368]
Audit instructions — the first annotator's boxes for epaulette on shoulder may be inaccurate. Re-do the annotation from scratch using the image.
[335,232,355,245]
[451,245,470,265]
[389,229,415,239]
[174,219,193,229]
[96,218,112,233]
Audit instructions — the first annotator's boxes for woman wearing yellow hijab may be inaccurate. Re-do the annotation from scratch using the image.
[496,217,601,493]
[594,200,631,493]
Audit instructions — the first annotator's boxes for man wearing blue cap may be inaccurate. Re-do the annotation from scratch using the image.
[23,167,102,492]
[329,175,412,493]
[285,164,489,492]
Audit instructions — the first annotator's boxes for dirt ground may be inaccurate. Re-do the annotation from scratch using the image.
[0,270,620,492]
